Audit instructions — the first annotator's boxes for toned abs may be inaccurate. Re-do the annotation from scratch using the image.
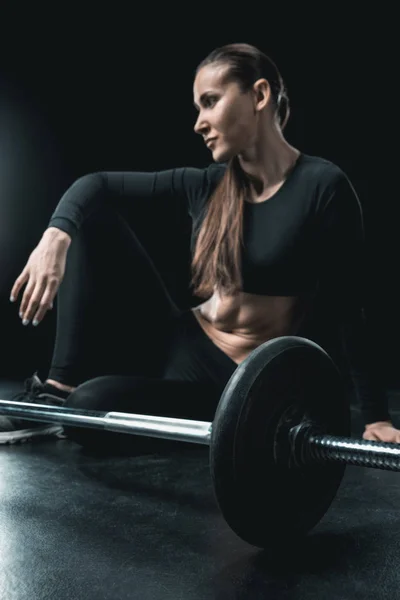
[191,291,308,365]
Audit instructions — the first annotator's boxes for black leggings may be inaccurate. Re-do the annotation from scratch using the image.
[48,204,237,432]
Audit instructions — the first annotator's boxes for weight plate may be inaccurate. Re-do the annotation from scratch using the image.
[210,335,350,549]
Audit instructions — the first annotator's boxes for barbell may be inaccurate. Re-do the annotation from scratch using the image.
[0,335,398,549]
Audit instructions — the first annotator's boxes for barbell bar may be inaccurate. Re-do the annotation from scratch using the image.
[0,399,213,444]
[0,335,398,549]
[0,399,397,468]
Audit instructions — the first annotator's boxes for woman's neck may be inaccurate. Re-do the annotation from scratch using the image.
[237,128,300,194]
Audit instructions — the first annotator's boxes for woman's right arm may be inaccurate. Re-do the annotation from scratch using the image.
[10,166,215,325]
[47,168,204,240]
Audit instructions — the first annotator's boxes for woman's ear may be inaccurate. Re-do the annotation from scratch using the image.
[253,78,271,112]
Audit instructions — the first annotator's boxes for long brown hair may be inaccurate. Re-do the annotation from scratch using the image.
[190,43,290,298]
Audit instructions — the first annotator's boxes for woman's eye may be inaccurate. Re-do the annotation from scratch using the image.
[205,96,217,107]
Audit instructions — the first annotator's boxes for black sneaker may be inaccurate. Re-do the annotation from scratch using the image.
[0,372,70,445]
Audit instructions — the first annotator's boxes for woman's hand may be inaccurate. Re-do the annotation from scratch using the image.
[363,421,400,444]
[10,227,71,326]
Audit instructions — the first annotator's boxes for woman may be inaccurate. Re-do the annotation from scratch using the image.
[3,43,399,445]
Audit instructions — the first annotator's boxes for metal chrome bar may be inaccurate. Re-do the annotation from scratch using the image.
[0,399,212,445]
[307,434,400,471]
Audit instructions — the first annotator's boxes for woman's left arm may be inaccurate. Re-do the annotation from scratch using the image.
[316,170,400,442]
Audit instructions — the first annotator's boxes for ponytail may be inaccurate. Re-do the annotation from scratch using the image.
[190,156,249,298]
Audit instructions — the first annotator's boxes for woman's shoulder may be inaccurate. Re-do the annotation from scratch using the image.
[182,162,226,188]
[180,162,226,214]
[299,152,350,184]
[298,152,360,207]
[298,153,362,225]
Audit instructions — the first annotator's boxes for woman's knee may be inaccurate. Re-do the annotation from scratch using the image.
[62,374,201,453]
[65,375,138,413]
[62,375,143,452]
[65,373,222,419]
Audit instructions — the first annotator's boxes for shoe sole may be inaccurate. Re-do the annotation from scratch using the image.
[0,425,64,445]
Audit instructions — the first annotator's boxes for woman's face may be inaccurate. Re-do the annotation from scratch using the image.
[193,63,265,162]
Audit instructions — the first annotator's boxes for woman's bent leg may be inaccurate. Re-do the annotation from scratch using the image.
[64,311,238,452]
[48,203,181,387]
[0,197,182,444]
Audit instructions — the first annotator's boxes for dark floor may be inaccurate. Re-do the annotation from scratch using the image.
[0,380,400,600]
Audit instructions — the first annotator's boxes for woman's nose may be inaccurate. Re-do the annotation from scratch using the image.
[194,115,209,136]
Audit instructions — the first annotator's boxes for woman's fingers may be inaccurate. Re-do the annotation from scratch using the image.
[21,279,46,323]
[10,267,29,302]
[363,425,400,444]
[32,280,58,325]
[19,277,37,319]
[362,429,378,441]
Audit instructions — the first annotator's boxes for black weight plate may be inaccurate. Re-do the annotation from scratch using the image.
[210,335,350,549]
